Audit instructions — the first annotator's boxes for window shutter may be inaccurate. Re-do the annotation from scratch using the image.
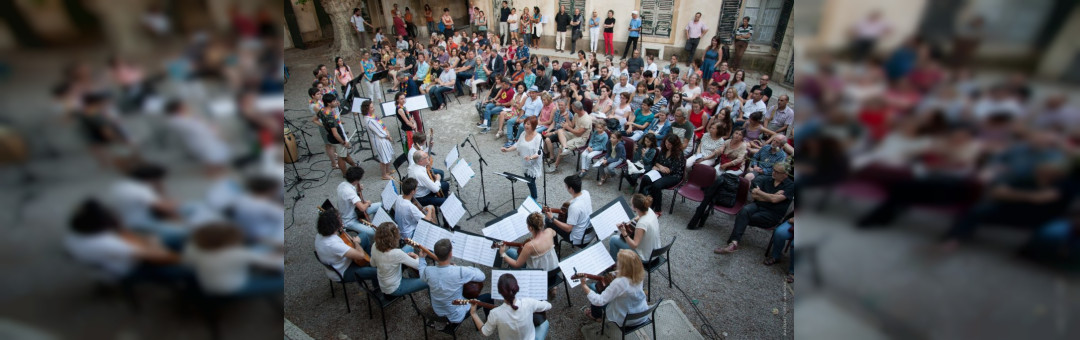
[716,0,742,44]
[771,0,792,51]
[641,0,675,38]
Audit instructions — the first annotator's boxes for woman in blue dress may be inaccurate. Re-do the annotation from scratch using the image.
[701,37,721,84]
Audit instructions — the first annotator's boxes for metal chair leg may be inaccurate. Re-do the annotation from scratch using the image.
[341,282,351,313]
[381,305,389,339]
[564,280,572,307]
[667,257,673,288]
[647,271,652,302]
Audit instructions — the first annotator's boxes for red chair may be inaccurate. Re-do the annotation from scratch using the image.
[711,176,750,216]
[670,164,717,214]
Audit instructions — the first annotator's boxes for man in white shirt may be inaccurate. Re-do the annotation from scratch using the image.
[683,12,708,66]
[407,150,449,207]
[545,175,594,245]
[107,164,186,244]
[393,178,437,239]
[351,8,374,48]
[407,132,444,181]
[232,176,285,246]
[611,74,634,108]
[765,95,795,134]
[740,89,768,126]
[314,207,376,285]
[337,167,382,251]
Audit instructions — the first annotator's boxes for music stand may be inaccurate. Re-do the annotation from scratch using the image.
[284,136,316,197]
[463,134,498,221]
[404,95,430,142]
[370,71,389,101]
[494,172,531,211]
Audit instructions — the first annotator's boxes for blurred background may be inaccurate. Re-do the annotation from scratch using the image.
[792,0,1080,339]
[0,0,285,339]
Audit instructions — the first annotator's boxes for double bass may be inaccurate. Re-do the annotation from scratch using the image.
[452,299,547,326]
[404,238,484,298]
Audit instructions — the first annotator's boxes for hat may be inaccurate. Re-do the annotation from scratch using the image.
[528,86,539,92]
[631,11,639,15]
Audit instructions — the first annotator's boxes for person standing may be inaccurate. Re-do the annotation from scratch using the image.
[683,13,708,67]
[404,7,416,37]
[731,16,753,71]
[623,11,642,60]
[316,94,357,177]
[350,8,374,49]
[500,116,543,199]
[555,6,571,53]
[499,1,510,42]
[570,8,583,55]
[441,8,455,38]
[588,11,602,54]
[392,11,407,39]
[849,10,891,62]
[602,10,616,55]
[359,52,382,101]
[362,101,396,180]
[425,4,436,37]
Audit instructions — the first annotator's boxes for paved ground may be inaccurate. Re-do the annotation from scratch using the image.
[283,44,795,339]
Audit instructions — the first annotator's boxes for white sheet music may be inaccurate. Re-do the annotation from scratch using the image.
[520,196,542,214]
[644,170,662,182]
[371,208,394,227]
[405,95,430,111]
[445,146,459,170]
[380,180,397,212]
[344,84,353,99]
[450,232,498,267]
[592,159,605,168]
[451,160,475,187]
[350,97,369,113]
[440,193,467,227]
[412,220,453,251]
[482,209,530,242]
[380,101,398,116]
[490,270,548,301]
[558,243,616,288]
[589,200,633,239]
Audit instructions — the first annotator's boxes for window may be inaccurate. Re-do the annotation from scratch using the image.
[558,0,586,16]
[641,0,676,38]
[742,0,784,45]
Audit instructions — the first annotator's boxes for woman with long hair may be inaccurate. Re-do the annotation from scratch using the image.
[520,7,532,47]
[716,129,747,174]
[467,273,553,339]
[592,85,614,120]
[708,107,734,138]
[370,222,428,296]
[667,92,687,122]
[702,37,721,82]
[607,194,661,260]
[637,134,684,212]
[719,87,744,121]
[630,82,649,113]
[333,57,353,94]
[582,249,650,326]
[686,121,726,169]
[730,69,748,98]
[532,6,542,48]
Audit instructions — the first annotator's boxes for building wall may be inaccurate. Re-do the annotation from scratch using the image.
[772,13,794,85]
[284,23,293,49]
[290,0,322,43]
[1037,5,1080,81]
[810,0,928,53]
[14,0,80,42]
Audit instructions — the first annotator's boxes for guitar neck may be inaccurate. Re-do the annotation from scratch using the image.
[573,273,606,282]
[491,241,526,249]
[453,299,497,310]
[405,238,438,259]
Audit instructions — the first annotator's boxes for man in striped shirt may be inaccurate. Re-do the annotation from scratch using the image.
[731,17,753,71]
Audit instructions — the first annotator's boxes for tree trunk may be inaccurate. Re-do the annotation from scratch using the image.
[320,0,362,58]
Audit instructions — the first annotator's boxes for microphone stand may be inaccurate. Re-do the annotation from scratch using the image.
[284,136,316,197]
[283,115,320,160]
[463,134,497,220]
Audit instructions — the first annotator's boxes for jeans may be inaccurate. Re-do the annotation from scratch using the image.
[570,30,580,52]
[603,32,614,54]
[638,174,680,212]
[770,222,794,274]
[429,86,452,109]
[534,320,550,340]
[344,218,377,253]
[588,282,606,319]
[623,36,639,59]
[428,22,437,36]
[524,30,532,46]
[495,247,522,268]
[590,28,600,52]
[603,159,624,177]
[505,116,521,141]
[499,22,508,40]
[484,104,504,126]
[525,175,537,200]
[231,273,284,297]
[391,277,429,296]
[608,234,631,261]
[416,180,450,207]
[345,262,378,285]
[728,203,784,244]
[579,150,603,171]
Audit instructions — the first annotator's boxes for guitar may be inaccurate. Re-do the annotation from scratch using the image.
[318,201,370,266]
[571,271,615,293]
[355,184,371,222]
[452,299,547,326]
[616,220,637,237]
[542,202,571,223]
[403,237,439,260]
[490,240,527,249]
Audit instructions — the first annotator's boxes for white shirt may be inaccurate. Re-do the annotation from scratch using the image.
[107,179,159,227]
[232,194,285,244]
[587,277,650,326]
[481,298,553,340]
[645,62,658,75]
[351,15,366,32]
[65,232,137,279]
[183,245,282,295]
[631,210,661,261]
[393,196,426,238]
[314,233,353,281]
[168,114,229,165]
[681,84,702,101]
[743,99,767,118]
[438,68,457,85]
[514,133,543,178]
[337,181,363,224]
[370,245,423,294]
[854,18,889,39]
[567,190,594,244]
[407,163,441,198]
[407,144,431,168]
[612,82,634,107]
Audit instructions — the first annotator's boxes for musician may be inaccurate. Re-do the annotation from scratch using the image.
[315,93,358,177]
[65,199,187,282]
[106,163,187,248]
[315,209,376,286]
[499,116,542,199]
[582,249,650,326]
[164,100,230,172]
[337,166,381,252]
[607,194,661,261]
[394,92,419,150]
[407,132,444,180]
[231,176,285,246]
[467,274,552,340]
[393,178,437,239]
[419,239,487,325]
[362,100,396,180]
[182,223,283,297]
[498,212,559,273]
[407,151,449,207]
[371,222,429,296]
[546,175,595,245]
[308,87,339,171]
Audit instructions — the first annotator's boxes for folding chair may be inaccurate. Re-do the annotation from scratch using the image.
[314,251,356,313]
[616,137,638,191]
[600,298,664,340]
[642,236,676,302]
[548,267,573,307]
[671,164,717,213]
[355,272,419,340]
[393,152,410,182]
[412,302,461,340]
[556,226,596,259]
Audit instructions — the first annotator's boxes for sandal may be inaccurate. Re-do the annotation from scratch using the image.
[786,274,794,283]
[580,306,602,323]
[763,258,779,266]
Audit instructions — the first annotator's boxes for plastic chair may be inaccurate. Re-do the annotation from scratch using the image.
[671,163,717,213]
[355,272,418,340]
[600,298,664,340]
[643,236,676,302]
[314,251,356,313]
[711,176,750,216]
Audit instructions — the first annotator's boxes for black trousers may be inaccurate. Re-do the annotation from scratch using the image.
[638,174,680,212]
[622,37,639,59]
[728,203,784,244]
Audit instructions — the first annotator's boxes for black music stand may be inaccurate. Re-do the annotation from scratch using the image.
[463,134,498,221]
[370,70,389,101]
[494,172,532,211]
[403,94,432,154]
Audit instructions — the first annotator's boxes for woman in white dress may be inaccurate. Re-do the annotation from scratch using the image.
[499,116,543,199]
[362,100,396,180]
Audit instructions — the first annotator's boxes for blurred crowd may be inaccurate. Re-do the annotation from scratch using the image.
[795,11,1080,266]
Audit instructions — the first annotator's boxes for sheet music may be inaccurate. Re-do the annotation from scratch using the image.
[405,95,430,111]
[490,269,548,301]
[592,159,605,168]
[380,101,398,116]
[644,170,662,182]
[520,196,542,214]
[589,198,634,239]
[371,208,394,227]
[440,193,467,227]
[350,97,369,113]
[412,220,453,251]
[450,231,498,267]
[558,243,616,288]
[380,180,397,212]
[344,84,352,99]
[451,160,475,187]
[445,146,459,170]
[482,209,530,242]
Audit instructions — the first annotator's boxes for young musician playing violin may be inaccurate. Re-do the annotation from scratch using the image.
[607,194,661,261]
[545,175,595,245]
[370,222,429,296]
[419,239,488,325]
[392,178,437,239]
[497,212,559,272]
[582,249,650,326]
[467,273,553,340]
[337,166,382,252]
[314,208,376,287]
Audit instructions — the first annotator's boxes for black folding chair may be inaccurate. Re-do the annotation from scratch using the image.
[393,152,410,182]
[314,251,356,313]
[556,226,596,259]
[642,236,676,302]
[548,267,573,307]
[412,302,461,340]
[355,272,418,340]
[600,298,664,340]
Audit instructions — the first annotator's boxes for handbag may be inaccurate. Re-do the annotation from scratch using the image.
[626,161,644,175]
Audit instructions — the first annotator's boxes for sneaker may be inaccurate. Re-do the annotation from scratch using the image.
[714,242,738,254]
[560,148,573,156]
[387,89,397,93]
[545,166,559,173]
[480,127,490,134]
[476,122,488,128]
[503,141,514,148]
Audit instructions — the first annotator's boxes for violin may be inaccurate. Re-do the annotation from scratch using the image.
[571,271,615,293]
[542,202,571,223]
[452,299,547,326]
